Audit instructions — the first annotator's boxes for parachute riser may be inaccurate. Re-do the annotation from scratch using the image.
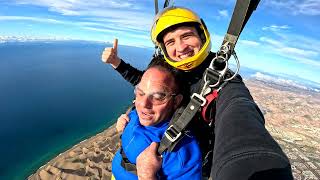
[200,42,240,96]
[199,0,261,92]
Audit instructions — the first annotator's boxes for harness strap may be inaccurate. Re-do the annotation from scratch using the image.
[118,104,138,174]
[158,96,204,154]
[120,148,138,175]
[201,90,218,123]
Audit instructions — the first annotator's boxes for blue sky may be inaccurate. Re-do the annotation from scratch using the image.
[0,0,319,83]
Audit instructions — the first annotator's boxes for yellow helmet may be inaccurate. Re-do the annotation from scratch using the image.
[151,7,211,71]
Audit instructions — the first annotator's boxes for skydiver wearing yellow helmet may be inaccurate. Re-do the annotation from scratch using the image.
[151,6,211,71]
[102,6,212,72]
[102,6,293,180]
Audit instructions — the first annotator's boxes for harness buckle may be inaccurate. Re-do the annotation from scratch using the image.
[164,125,182,143]
[191,93,207,106]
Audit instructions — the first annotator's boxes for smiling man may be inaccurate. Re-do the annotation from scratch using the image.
[111,60,202,180]
[162,26,202,62]
[134,65,180,127]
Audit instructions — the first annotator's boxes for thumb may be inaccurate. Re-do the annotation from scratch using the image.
[113,38,118,54]
[149,142,160,155]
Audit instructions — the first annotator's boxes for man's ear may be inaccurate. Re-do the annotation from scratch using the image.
[173,94,183,109]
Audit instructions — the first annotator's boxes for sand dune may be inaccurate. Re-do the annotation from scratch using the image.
[28,124,120,180]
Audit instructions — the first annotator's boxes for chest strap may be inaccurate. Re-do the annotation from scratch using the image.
[120,147,137,175]
[158,66,225,154]
[158,95,205,154]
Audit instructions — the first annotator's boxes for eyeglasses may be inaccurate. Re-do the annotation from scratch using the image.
[134,86,177,105]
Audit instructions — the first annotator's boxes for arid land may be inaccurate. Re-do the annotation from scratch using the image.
[28,79,320,180]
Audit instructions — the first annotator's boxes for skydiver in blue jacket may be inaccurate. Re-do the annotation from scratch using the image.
[112,62,202,179]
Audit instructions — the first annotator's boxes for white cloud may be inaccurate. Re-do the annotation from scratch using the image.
[0,35,77,42]
[218,10,228,18]
[259,37,282,47]
[0,16,66,24]
[260,34,320,57]
[12,0,145,17]
[265,0,320,16]
[0,15,150,41]
[82,25,148,39]
[11,0,153,33]
[275,33,320,53]
[262,25,290,32]
[82,26,115,33]
[259,36,320,67]
[84,17,151,32]
[2,0,154,45]
[15,0,136,11]
[279,47,318,57]
[76,20,148,34]
[239,39,260,46]
[126,33,150,40]
[212,9,229,20]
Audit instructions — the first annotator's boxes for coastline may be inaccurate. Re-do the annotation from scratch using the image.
[28,124,120,180]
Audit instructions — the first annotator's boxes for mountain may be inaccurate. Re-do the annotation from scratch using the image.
[248,72,320,93]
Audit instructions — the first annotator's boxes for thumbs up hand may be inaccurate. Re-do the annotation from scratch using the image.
[101,39,121,68]
[136,142,162,180]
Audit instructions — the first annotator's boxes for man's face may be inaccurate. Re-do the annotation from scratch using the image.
[163,26,202,62]
[135,67,177,126]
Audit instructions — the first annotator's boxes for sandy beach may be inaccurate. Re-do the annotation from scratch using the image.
[28,80,320,179]
[28,124,121,180]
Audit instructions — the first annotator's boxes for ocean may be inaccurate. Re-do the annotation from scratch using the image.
[0,41,153,180]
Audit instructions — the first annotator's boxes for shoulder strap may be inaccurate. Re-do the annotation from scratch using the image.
[120,147,138,175]
[158,66,226,154]
[158,96,205,154]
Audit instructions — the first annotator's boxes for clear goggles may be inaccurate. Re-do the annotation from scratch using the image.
[134,86,177,105]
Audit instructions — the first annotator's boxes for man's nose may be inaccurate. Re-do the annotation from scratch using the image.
[139,95,153,108]
[176,39,188,52]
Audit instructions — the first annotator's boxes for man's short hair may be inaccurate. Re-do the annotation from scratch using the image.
[157,22,206,44]
[146,55,184,94]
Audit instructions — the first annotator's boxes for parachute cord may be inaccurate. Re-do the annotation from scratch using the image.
[154,0,159,15]
[224,51,240,82]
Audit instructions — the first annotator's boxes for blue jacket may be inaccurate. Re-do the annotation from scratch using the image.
[112,109,202,179]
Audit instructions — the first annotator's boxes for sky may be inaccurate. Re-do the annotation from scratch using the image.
[0,0,319,83]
